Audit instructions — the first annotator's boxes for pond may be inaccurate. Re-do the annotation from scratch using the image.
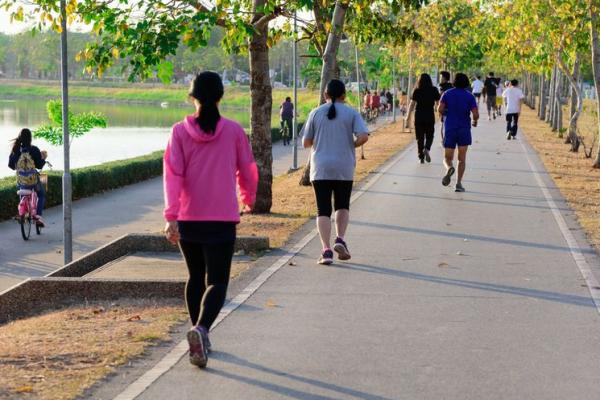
[0,98,266,178]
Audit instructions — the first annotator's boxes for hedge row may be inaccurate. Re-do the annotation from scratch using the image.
[0,151,164,221]
[0,124,304,222]
[270,122,304,143]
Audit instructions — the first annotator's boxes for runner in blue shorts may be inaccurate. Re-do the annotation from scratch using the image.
[437,73,479,192]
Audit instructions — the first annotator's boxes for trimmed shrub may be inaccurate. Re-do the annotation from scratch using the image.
[270,122,304,143]
[0,151,163,221]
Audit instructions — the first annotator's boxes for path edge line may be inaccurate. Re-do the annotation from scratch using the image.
[519,139,600,315]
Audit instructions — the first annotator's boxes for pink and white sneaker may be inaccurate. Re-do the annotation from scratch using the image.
[187,326,208,368]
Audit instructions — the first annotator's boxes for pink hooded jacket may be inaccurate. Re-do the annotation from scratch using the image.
[163,115,258,222]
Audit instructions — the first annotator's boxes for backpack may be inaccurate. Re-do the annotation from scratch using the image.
[16,148,39,187]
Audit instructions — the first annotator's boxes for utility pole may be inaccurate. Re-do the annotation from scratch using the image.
[291,11,298,170]
[60,0,72,264]
[355,44,361,111]
[392,50,396,123]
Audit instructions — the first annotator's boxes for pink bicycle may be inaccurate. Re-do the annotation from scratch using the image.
[16,171,49,241]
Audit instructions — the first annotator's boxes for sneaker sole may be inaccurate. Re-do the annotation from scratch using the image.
[333,243,352,261]
[187,329,207,368]
[318,258,333,265]
[442,167,455,186]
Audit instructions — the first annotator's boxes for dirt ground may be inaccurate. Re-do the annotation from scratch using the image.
[0,300,187,400]
[519,105,600,250]
[0,119,414,400]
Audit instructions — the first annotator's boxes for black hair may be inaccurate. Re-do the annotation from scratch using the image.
[326,79,346,120]
[416,73,433,90]
[189,71,224,134]
[11,128,32,154]
[285,97,291,102]
[489,72,495,77]
[453,73,470,89]
[511,79,519,86]
[477,75,481,79]
[440,71,450,81]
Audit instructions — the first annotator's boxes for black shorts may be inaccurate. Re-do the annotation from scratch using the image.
[312,180,353,217]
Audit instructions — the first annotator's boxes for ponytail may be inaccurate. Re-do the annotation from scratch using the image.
[197,101,221,134]
[325,79,346,120]
[327,98,337,120]
[189,71,225,134]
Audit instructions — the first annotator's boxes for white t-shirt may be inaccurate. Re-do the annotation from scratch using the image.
[502,87,525,114]
[472,79,484,94]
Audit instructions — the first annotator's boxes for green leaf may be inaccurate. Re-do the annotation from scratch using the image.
[157,60,173,84]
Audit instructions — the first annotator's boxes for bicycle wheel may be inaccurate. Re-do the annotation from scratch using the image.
[20,215,31,241]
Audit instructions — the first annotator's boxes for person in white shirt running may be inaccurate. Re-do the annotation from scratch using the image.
[472,76,484,105]
[502,79,525,140]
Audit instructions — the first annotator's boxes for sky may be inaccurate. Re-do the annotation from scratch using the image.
[0,10,91,34]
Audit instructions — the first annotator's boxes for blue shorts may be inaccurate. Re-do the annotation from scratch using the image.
[443,128,472,148]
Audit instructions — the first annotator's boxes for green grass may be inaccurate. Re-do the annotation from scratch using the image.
[0,80,362,121]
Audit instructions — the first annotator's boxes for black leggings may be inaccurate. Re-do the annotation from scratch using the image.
[179,240,235,329]
[415,123,435,159]
[312,180,353,217]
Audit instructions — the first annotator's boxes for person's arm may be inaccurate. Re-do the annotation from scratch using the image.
[163,127,185,223]
[31,147,46,170]
[355,134,369,148]
[471,107,479,127]
[236,128,259,212]
[437,99,446,119]
[406,100,416,119]
[302,110,315,148]
[353,111,370,147]
[163,127,186,244]
[8,152,17,170]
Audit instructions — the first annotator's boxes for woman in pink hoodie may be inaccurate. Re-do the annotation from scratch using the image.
[163,71,258,368]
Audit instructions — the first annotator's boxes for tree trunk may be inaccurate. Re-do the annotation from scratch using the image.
[559,53,582,149]
[553,68,562,133]
[529,73,536,108]
[539,74,546,119]
[591,1,600,167]
[318,0,349,103]
[546,66,556,123]
[249,1,273,212]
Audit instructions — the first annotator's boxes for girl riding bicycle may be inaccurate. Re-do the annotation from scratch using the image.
[8,128,48,227]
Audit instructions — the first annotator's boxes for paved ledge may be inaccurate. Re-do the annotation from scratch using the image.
[48,233,269,278]
[0,233,267,324]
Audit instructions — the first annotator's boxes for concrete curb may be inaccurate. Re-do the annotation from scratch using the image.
[0,233,268,324]
[48,233,269,278]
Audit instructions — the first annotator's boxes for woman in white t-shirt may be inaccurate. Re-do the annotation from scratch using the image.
[502,79,525,140]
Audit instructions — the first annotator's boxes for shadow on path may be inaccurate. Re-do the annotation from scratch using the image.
[351,220,594,255]
[206,352,394,400]
[365,190,565,212]
[380,172,554,191]
[332,263,595,308]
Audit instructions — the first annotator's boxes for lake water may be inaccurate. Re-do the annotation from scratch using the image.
[0,98,259,178]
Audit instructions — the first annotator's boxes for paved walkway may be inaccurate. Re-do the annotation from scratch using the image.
[108,115,600,399]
